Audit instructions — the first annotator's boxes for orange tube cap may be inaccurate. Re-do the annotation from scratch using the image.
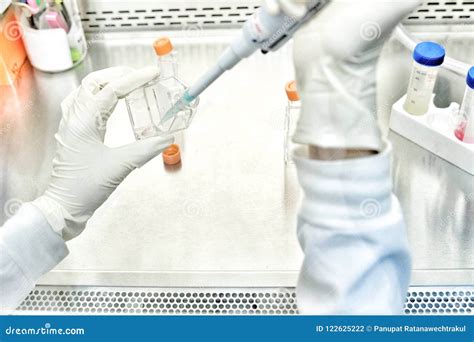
[285,80,300,102]
[163,144,181,165]
[154,37,173,56]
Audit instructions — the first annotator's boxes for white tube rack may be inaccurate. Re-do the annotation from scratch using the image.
[390,95,474,175]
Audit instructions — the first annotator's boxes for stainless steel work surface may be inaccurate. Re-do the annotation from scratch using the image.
[2,32,303,287]
[0,31,472,288]
[390,131,473,285]
[52,34,303,287]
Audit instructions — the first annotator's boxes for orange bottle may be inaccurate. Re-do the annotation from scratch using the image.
[0,7,27,85]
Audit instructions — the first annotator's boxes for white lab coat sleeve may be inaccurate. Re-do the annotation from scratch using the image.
[0,203,68,314]
[293,142,412,314]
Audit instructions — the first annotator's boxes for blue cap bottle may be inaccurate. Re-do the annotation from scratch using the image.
[404,42,446,116]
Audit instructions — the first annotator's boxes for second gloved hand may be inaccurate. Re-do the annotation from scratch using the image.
[290,0,421,153]
[33,67,174,241]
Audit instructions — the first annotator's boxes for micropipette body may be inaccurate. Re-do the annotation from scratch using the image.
[160,0,329,124]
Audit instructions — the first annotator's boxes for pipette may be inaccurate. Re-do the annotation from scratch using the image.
[159,0,329,125]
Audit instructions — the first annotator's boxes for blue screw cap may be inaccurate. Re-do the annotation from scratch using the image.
[467,66,474,89]
[413,42,445,67]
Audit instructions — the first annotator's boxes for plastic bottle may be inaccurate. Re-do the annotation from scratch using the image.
[284,81,301,164]
[404,42,445,116]
[454,67,474,144]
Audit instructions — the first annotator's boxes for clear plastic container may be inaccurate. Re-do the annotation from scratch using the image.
[284,81,301,164]
[126,77,199,140]
[404,42,445,116]
[454,67,474,144]
[18,0,88,72]
[126,37,199,140]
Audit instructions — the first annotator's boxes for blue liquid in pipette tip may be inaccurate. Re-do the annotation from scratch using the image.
[160,90,196,125]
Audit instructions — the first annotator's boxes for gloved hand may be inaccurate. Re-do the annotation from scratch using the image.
[264,0,308,18]
[267,0,421,154]
[33,67,174,241]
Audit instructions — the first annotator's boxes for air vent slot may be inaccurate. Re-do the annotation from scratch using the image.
[77,1,473,33]
[407,0,474,23]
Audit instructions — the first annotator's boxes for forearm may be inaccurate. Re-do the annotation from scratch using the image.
[294,142,411,314]
[308,146,377,161]
[0,204,68,314]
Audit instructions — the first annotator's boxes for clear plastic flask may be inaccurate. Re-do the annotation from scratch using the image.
[284,81,301,164]
[126,37,198,140]
[404,42,445,116]
[454,67,474,144]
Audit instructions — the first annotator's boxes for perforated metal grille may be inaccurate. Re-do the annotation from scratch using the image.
[16,286,474,315]
[77,1,474,33]
[404,288,474,315]
[17,288,298,315]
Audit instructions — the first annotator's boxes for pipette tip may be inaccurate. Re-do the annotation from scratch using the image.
[159,90,196,125]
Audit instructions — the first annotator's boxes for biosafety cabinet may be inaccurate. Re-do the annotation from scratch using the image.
[0,0,472,315]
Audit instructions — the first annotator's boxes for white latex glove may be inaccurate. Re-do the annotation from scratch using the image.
[33,67,174,241]
[264,0,309,18]
[281,0,421,151]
